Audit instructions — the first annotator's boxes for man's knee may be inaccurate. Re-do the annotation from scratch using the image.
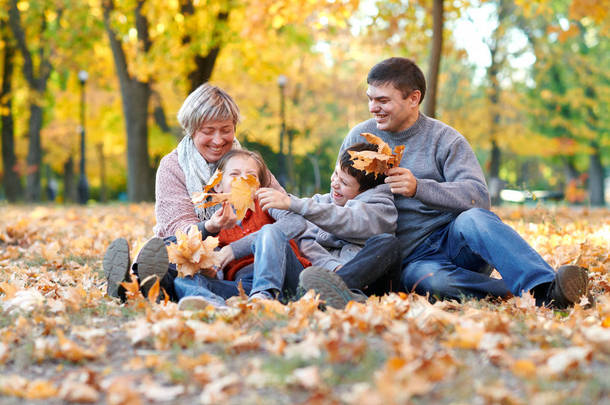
[454,208,499,233]
[401,262,449,296]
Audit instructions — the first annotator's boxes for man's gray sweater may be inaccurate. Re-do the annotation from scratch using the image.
[289,184,397,271]
[339,113,490,259]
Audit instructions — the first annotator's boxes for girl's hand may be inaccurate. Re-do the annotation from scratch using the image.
[205,202,238,233]
[218,245,235,270]
[257,188,291,211]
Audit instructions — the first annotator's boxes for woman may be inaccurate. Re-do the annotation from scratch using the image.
[103,84,282,301]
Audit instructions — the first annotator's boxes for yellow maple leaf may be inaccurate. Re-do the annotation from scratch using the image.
[348,133,405,178]
[349,150,392,178]
[167,225,220,278]
[192,173,259,220]
[362,132,392,155]
[192,170,224,205]
[229,175,259,220]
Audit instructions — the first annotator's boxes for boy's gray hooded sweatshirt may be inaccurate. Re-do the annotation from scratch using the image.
[289,184,397,271]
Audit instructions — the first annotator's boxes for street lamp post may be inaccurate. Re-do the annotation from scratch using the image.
[77,70,89,204]
[277,75,288,187]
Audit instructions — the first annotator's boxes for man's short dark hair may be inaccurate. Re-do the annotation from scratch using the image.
[340,143,387,192]
[367,57,426,104]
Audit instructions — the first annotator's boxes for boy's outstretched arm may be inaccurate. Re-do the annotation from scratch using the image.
[257,188,291,211]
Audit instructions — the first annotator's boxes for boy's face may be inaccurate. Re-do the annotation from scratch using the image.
[330,165,361,206]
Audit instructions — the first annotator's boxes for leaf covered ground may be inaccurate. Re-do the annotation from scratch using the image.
[0,204,609,404]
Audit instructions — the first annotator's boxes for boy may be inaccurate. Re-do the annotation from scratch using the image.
[257,143,402,309]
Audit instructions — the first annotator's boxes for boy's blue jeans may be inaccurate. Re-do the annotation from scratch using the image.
[174,224,304,304]
[401,208,556,300]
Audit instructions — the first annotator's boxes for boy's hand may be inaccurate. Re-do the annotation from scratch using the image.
[385,167,417,197]
[218,245,235,270]
[257,188,291,211]
[205,202,238,234]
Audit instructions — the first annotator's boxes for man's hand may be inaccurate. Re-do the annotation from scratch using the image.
[257,187,291,211]
[217,245,235,270]
[385,167,418,197]
[205,202,238,234]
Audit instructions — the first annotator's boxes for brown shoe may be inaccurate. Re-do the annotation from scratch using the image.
[545,265,588,308]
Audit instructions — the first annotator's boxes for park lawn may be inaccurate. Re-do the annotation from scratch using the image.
[0,204,608,404]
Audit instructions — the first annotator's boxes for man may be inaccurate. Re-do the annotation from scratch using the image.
[338,57,588,308]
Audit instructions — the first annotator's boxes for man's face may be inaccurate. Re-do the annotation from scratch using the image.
[330,165,361,206]
[367,83,420,133]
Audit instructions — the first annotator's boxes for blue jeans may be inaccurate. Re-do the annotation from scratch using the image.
[174,224,305,303]
[401,208,556,301]
[335,234,403,294]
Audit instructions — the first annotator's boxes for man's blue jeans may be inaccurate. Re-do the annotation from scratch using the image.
[401,208,556,301]
[174,224,305,304]
[335,233,403,294]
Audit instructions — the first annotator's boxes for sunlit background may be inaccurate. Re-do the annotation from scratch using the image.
[0,0,607,205]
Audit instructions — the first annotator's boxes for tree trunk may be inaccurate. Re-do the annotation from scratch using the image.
[63,157,77,203]
[103,0,154,202]
[8,1,55,202]
[97,143,107,202]
[124,80,153,201]
[588,142,605,206]
[1,23,22,202]
[424,0,443,118]
[24,102,44,201]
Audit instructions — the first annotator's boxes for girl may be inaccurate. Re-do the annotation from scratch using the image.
[174,149,310,309]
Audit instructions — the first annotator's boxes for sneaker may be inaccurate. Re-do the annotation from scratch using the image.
[178,296,228,311]
[103,238,130,298]
[135,237,169,297]
[248,290,276,303]
[298,266,367,310]
[545,265,588,309]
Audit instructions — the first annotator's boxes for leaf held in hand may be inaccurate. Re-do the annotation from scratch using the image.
[348,133,405,178]
[192,172,259,220]
[167,225,220,278]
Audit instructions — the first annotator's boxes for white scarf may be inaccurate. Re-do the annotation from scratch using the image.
[177,135,240,221]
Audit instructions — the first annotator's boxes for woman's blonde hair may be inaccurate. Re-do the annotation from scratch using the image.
[177,83,240,138]
[216,149,271,188]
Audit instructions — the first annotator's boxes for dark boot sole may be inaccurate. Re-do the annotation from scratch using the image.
[556,265,588,304]
[299,266,366,310]
[103,238,130,298]
[137,237,169,295]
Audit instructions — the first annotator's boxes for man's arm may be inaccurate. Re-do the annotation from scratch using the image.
[386,136,490,212]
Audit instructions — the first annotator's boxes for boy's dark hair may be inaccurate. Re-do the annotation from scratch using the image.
[340,143,387,192]
[367,57,426,104]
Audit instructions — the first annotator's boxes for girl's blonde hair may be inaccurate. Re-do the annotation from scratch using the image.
[216,149,271,188]
[177,83,240,138]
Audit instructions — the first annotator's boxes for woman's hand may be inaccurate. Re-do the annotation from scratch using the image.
[257,188,291,211]
[205,202,238,233]
[385,167,418,197]
[217,245,235,270]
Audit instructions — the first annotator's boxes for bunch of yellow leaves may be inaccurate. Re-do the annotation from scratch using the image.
[191,171,260,220]
[348,133,405,178]
[166,225,220,278]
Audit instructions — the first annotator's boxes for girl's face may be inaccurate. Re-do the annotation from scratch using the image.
[216,155,260,193]
[192,119,235,163]
[330,164,361,206]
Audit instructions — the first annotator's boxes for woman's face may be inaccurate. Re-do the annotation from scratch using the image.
[216,155,260,193]
[192,119,235,163]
